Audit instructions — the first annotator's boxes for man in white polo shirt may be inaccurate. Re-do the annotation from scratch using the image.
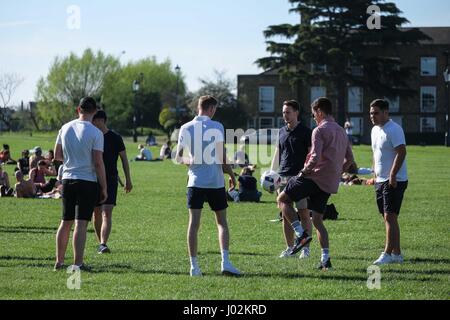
[176,95,241,277]
[53,97,107,271]
[370,99,408,266]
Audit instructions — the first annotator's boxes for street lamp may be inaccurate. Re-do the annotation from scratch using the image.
[444,50,450,147]
[132,78,141,143]
[175,65,181,120]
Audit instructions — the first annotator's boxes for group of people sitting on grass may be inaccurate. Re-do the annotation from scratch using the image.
[134,141,172,161]
[0,144,63,198]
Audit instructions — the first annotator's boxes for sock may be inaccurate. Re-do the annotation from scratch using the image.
[321,248,329,263]
[190,256,199,269]
[303,247,310,254]
[290,220,304,237]
[221,250,229,263]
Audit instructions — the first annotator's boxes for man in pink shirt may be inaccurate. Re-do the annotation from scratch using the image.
[277,97,354,270]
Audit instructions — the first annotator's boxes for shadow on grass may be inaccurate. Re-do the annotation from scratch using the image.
[408,257,450,264]
[201,251,272,257]
[0,225,57,234]
[0,255,54,261]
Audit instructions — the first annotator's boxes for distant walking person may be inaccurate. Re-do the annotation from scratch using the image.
[277,97,354,270]
[370,99,408,265]
[344,117,354,145]
[92,110,133,254]
[176,95,241,277]
[53,97,107,271]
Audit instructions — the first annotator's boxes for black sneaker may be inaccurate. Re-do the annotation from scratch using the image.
[290,231,312,255]
[53,262,64,271]
[317,258,332,271]
[98,244,111,254]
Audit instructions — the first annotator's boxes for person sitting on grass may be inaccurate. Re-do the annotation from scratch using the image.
[145,131,157,146]
[29,146,45,170]
[159,140,172,160]
[135,144,161,161]
[16,149,30,175]
[0,144,17,165]
[14,170,37,198]
[29,160,57,193]
[0,164,14,197]
[228,166,262,203]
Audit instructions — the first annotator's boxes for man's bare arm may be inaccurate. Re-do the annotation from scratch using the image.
[119,150,132,193]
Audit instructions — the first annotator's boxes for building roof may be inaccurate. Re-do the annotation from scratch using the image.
[412,27,450,45]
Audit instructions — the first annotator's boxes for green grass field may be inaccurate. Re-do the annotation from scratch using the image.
[0,132,449,300]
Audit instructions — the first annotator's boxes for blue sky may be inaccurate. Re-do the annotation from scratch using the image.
[1,0,449,105]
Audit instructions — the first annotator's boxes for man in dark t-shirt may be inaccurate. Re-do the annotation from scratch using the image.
[271,100,312,259]
[92,110,133,254]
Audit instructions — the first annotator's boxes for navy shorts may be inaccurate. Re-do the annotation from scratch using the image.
[375,181,408,215]
[62,180,99,221]
[187,187,228,211]
[284,176,330,214]
[96,176,118,206]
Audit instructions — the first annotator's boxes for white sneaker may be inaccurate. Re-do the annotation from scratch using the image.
[391,254,404,264]
[221,261,241,276]
[279,247,295,258]
[190,267,202,277]
[373,252,393,265]
[299,248,310,259]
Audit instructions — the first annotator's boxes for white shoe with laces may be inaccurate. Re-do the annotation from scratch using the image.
[221,261,241,276]
[190,267,202,277]
[391,254,404,264]
[279,247,295,258]
[299,248,310,259]
[373,252,393,265]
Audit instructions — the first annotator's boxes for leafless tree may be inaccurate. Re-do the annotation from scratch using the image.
[0,72,24,130]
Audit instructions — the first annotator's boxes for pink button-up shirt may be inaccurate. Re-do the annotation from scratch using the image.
[303,116,354,194]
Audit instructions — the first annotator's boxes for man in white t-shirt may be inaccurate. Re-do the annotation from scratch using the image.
[370,99,408,266]
[175,95,241,277]
[53,97,107,272]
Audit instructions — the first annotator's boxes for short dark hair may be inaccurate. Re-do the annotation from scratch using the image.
[283,100,300,112]
[93,109,107,121]
[198,95,218,110]
[79,97,97,113]
[311,97,332,115]
[37,160,47,167]
[370,99,389,111]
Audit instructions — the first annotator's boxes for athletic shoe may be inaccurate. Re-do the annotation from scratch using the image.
[299,248,310,259]
[190,267,202,277]
[279,247,295,258]
[391,254,404,264]
[53,262,64,271]
[373,252,393,265]
[317,258,332,271]
[98,244,111,254]
[290,231,312,255]
[221,261,241,277]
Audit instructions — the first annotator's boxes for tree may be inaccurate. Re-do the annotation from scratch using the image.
[36,49,120,129]
[0,72,24,130]
[256,0,430,125]
[159,106,178,139]
[189,70,248,129]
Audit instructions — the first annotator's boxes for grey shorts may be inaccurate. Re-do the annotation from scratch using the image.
[279,175,308,210]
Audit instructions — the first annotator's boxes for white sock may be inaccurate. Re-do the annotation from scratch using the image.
[321,248,329,263]
[221,250,229,263]
[190,256,199,269]
[290,220,304,237]
[303,247,310,253]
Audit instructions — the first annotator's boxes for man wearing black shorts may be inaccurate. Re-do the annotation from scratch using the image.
[176,95,241,277]
[277,98,354,270]
[370,99,408,265]
[92,110,132,254]
[54,97,107,271]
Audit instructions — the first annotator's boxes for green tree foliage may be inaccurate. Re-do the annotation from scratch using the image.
[189,70,248,129]
[256,0,430,125]
[158,106,177,138]
[36,49,120,129]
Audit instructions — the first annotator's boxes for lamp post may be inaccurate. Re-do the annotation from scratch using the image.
[444,50,450,147]
[175,65,181,120]
[132,79,140,143]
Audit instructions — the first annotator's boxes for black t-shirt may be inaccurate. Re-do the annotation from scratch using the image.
[278,123,312,177]
[18,157,30,174]
[238,175,257,192]
[103,130,126,177]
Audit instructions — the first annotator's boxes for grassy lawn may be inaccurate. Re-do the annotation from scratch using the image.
[0,132,449,300]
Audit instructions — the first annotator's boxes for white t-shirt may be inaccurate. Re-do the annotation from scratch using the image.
[178,115,225,188]
[56,119,104,182]
[371,119,408,183]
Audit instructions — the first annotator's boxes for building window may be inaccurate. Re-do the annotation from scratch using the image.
[247,118,256,129]
[385,96,400,113]
[277,117,285,128]
[348,87,363,112]
[390,116,403,127]
[350,117,363,136]
[421,87,437,112]
[311,64,327,74]
[420,117,436,132]
[421,57,437,76]
[259,86,275,113]
[259,117,274,129]
[350,65,364,76]
[310,86,327,104]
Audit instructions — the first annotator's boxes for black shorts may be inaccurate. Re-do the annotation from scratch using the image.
[375,181,408,215]
[96,176,118,206]
[187,187,228,211]
[284,177,330,214]
[62,180,99,221]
